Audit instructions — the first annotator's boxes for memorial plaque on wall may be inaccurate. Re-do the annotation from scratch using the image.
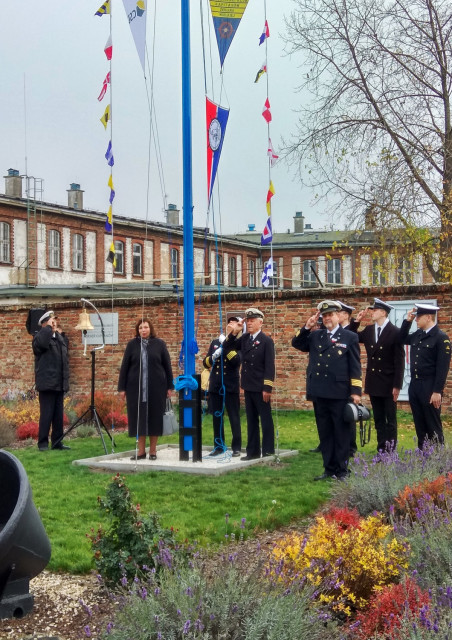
[83,313,118,345]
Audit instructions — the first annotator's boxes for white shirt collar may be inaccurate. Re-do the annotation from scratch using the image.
[252,330,262,340]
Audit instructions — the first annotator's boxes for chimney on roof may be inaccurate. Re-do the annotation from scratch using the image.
[4,168,23,198]
[67,183,84,210]
[294,211,305,234]
[247,224,256,232]
[165,203,180,226]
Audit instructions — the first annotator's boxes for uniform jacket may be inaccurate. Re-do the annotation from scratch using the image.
[224,331,275,393]
[32,325,69,392]
[292,326,362,400]
[352,321,405,396]
[203,338,241,394]
[398,321,451,393]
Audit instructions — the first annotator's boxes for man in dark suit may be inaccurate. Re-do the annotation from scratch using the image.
[203,316,242,457]
[337,301,360,332]
[223,307,275,460]
[398,303,451,449]
[292,300,362,480]
[351,298,405,452]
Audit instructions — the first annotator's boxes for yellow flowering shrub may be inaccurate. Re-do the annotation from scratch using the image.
[270,513,409,616]
[0,399,41,429]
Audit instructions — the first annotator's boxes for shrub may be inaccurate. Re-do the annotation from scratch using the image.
[75,424,97,438]
[351,578,430,639]
[74,391,126,425]
[270,512,410,616]
[16,421,39,440]
[87,473,186,587]
[0,414,15,447]
[0,398,40,429]
[106,410,128,431]
[323,506,362,532]
[394,473,452,518]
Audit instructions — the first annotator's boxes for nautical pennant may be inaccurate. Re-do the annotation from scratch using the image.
[98,72,111,101]
[209,0,249,67]
[95,0,111,16]
[262,257,274,287]
[259,20,270,45]
[100,104,111,129]
[254,62,267,83]
[262,98,272,123]
[261,218,272,245]
[122,0,147,72]
[104,34,113,60]
[266,181,275,215]
[206,97,230,204]
[105,206,113,233]
[106,240,116,268]
[108,174,116,203]
[267,138,279,166]
[105,141,115,167]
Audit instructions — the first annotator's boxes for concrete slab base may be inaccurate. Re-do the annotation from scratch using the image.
[72,444,298,476]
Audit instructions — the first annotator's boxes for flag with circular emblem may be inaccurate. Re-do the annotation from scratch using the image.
[209,0,249,67]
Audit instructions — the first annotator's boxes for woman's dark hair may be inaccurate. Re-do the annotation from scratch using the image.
[135,318,156,338]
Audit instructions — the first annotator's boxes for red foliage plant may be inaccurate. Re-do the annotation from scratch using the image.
[323,506,362,532]
[16,421,39,441]
[106,411,128,431]
[352,578,430,639]
[73,391,126,424]
[394,473,452,518]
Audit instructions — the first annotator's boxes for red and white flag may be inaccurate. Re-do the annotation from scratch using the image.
[262,98,272,123]
[97,72,111,101]
[267,138,279,167]
[104,34,113,60]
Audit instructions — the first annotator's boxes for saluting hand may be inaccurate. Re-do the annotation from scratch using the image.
[355,309,368,323]
[407,308,416,322]
[305,311,320,329]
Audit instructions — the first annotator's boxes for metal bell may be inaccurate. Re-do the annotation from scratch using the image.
[75,309,94,331]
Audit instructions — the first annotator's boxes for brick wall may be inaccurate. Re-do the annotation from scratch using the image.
[1,283,451,411]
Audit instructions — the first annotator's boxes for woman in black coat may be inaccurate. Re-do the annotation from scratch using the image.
[118,318,174,460]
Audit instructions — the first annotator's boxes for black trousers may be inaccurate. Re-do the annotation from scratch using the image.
[315,398,350,477]
[244,390,274,457]
[314,400,356,458]
[370,395,397,452]
[210,391,242,452]
[38,390,64,448]
[409,379,444,449]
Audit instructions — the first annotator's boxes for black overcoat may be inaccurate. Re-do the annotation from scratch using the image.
[224,331,275,393]
[32,325,69,392]
[118,337,174,437]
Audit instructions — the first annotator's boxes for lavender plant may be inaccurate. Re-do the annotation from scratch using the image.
[331,441,452,516]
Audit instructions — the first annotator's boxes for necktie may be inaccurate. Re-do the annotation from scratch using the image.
[327,332,332,341]
[377,327,381,341]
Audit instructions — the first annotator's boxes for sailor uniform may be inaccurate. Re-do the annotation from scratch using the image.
[203,339,241,453]
[292,326,362,477]
[399,320,451,448]
[353,321,405,451]
[224,330,275,457]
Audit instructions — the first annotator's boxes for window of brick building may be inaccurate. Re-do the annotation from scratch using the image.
[48,230,61,268]
[133,243,143,276]
[229,256,237,286]
[396,257,412,284]
[0,222,11,263]
[372,257,387,286]
[302,259,317,287]
[248,259,256,288]
[114,240,124,275]
[216,254,223,285]
[72,233,84,271]
[170,247,179,280]
[327,258,341,284]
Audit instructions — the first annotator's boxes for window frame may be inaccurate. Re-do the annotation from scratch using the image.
[248,259,256,288]
[72,233,84,271]
[133,242,143,277]
[170,247,179,280]
[0,222,11,264]
[326,258,341,284]
[114,240,125,275]
[48,229,61,269]
[302,259,317,288]
[229,256,237,286]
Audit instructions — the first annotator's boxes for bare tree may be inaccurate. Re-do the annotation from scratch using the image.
[284,0,452,280]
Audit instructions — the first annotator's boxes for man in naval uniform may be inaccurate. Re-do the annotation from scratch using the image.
[223,307,275,460]
[398,303,451,449]
[292,300,362,480]
[203,316,242,457]
[351,298,405,452]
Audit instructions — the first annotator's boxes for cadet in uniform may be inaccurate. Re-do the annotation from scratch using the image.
[292,300,362,480]
[398,303,451,448]
[223,307,275,460]
[351,298,405,452]
[203,316,242,457]
[336,301,360,331]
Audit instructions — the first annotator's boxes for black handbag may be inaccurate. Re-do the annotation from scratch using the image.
[344,402,372,447]
[162,398,179,436]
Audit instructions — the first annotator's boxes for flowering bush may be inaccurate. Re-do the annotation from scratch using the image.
[323,506,362,532]
[394,473,452,518]
[270,512,410,616]
[0,398,40,430]
[74,391,126,425]
[351,578,430,639]
[105,410,128,431]
[16,421,39,440]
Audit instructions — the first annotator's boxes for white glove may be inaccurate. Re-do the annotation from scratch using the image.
[212,347,222,362]
[218,334,226,344]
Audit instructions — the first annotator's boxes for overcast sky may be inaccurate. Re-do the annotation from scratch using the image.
[0,0,331,235]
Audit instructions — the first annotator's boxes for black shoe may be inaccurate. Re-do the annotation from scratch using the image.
[241,455,259,461]
[313,472,332,481]
[208,449,223,457]
[232,451,241,457]
[130,453,146,460]
[38,445,48,451]
[309,445,321,453]
[149,454,157,461]
[52,444,71,450]
[263,452,275,457]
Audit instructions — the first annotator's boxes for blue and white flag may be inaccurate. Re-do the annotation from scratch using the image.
[261,218,272,245]
[105,141,115,167]
[261,257,274,287]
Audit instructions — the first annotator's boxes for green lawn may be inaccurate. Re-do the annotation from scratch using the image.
[4,409,447,573]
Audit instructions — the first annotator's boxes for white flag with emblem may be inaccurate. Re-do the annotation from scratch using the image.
[122,0,147,73]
